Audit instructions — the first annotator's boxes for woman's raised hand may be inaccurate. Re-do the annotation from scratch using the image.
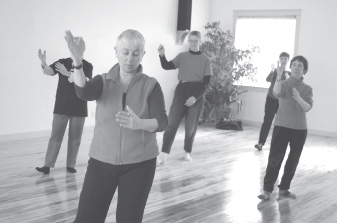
[64,30,84,65]
[276,60,285,77]
[157,44,165,57]
[38,49,47,67]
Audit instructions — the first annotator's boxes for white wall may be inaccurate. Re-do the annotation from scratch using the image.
[4,0,332,137]
[210,0,337,136]
[0,0,210,137]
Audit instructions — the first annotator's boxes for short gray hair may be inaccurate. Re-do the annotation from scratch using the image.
[116,29,145,52]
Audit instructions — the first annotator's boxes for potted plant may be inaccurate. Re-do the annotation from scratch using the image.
[200,21,258,121]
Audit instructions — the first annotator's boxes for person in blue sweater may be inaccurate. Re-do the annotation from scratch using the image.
[258,55,313,200]
[157,31,212,163]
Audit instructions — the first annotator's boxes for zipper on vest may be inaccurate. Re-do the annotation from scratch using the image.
[119,127,123,165]
[118,81,125,165]
[118,75,137,165]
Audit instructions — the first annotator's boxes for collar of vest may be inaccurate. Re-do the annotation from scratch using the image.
[106,63,144,81]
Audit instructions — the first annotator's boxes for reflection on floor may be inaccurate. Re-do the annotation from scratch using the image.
[0,123,336,223]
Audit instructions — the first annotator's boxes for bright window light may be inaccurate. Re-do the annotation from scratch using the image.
[234,12,300,88]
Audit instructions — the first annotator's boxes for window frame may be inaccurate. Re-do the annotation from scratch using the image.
[233,10,302,88]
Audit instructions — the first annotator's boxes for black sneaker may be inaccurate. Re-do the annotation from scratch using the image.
[66,167,77,173]
[36,166,50,174]
[255,144,263,151]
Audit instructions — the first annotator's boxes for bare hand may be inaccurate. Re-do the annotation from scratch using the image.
[55,62,70,77]
[185,96,196,107]
[276,60,285,77]
[292,88,300,100]
[64,30,84,65]
[158,44,165,56]
[38,49,47,67]
[68,73,74,83]
[116,106,142,130]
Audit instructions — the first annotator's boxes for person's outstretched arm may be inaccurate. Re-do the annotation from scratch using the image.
[273,63,285,97]
[266,64,276,82]
[186,56,213,106]
[74,75,103,101]
[146,82,168,132]
[190,75,211,102]
[64,31,86,87]
[266,70,276,82]
[65,30,102,101]
[158,44,175,70]
[292,88,313,112]
[38,49,55,76]
[116,82,168,132]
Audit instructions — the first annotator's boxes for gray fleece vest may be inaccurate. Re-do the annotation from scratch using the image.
[89,64,159,165]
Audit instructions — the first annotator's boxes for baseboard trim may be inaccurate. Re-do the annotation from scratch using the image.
[239,119,261,127]
[1,122,336,143]
[0,126,95,143]
[306,129,337,138]
[240,119,337,138]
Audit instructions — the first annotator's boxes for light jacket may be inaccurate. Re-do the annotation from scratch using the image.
[89,64,161,165]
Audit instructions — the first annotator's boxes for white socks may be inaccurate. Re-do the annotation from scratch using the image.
[157,153,167,165]
[157,152,192,164]
[183,152,192,162]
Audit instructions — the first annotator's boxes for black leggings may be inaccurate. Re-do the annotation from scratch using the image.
[74,157,156,223]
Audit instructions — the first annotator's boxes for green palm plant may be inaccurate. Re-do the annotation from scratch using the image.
[200,21,259,120]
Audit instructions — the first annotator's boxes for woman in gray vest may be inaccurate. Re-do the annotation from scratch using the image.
[65,30,168,223]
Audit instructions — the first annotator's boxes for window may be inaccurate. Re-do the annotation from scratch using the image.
[233,10,301,87]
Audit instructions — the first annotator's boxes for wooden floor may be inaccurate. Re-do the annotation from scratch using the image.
[1,123,337,223]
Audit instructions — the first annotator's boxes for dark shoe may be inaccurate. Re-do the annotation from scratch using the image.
[255,144,263,151]
[36,166,50,174]
[66,167,77,173]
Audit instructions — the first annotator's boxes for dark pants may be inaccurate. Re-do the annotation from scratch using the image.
[74,157,156,223]
[162,82,204,154]
[258,96,279,145]
[263,126,307,193]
